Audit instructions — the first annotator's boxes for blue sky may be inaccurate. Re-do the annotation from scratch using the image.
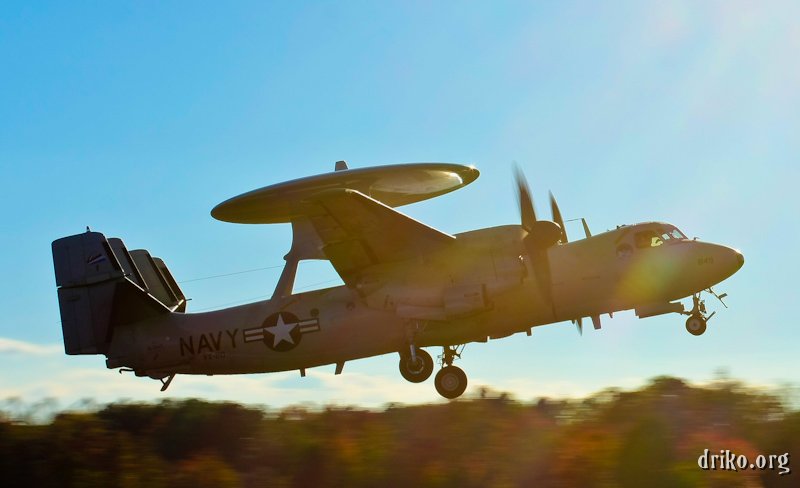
[1,1,798,409]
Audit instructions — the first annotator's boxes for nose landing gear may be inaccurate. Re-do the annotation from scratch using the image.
[684,294,710,336]
[682,289,727,336]
[685,314,707,336]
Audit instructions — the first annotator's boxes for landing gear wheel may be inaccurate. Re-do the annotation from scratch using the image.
[399,349,433,383]
[434,366,468,399]
[685,314,707,336]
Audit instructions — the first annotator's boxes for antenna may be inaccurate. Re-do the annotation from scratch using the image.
[564,218,592,238]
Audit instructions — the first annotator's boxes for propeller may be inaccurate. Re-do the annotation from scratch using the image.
[514,166,562,249]
[513,165,564,308]
[514,165,537,231]
[550,191,568,244]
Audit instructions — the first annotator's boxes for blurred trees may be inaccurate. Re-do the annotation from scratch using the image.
[0,376,797,487]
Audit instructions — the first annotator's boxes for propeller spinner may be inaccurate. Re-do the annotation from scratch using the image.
[514,166,562,249]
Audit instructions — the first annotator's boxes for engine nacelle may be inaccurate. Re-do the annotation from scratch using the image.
[443,284,491,318]
[393,283,492,321]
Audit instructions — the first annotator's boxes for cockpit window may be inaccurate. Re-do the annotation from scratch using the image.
[635,226,687,248]
[665,227,687,240]
[635,230,663,248]
[658,226,687,243]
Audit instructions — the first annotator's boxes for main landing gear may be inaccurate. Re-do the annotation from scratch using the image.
[399,321,434,383]
[398,347,434,383]
[400,321,469,399]
[398,344,468,399]
[434,345,467,399]
[682,288,727,336]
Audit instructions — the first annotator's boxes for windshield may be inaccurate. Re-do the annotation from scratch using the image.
[661,226,687,241]
[634,225,687,248]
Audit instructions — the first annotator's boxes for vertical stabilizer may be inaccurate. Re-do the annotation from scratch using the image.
[53,232,126,354]
[52,231,176,356]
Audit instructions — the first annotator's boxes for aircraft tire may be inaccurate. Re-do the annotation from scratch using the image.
[399,349,433,383]
[434,366,468,399]
[685,315,707,336]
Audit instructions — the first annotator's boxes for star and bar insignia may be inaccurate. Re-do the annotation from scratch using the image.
[243,311,320,352]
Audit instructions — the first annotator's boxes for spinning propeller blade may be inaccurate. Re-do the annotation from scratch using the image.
[514,167,562,249]
[513,165,567,308]
[514,164,537,231]
[550,192,568,244]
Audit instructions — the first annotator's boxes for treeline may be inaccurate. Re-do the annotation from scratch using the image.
[1,377,798,487]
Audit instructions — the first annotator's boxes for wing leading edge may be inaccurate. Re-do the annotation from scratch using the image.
[303,189,454,287]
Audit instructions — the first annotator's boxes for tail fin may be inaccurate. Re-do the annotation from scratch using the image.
[52,231,186,355]
[129,250,186,312]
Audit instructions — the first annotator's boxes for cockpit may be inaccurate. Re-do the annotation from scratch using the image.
[633,225,687,248]
[616,223,687,258]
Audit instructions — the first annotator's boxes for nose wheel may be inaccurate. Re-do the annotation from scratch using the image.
[682,291,719,336]
[685,314,707,336]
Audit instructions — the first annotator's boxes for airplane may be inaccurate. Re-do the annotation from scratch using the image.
[51,161,744,399]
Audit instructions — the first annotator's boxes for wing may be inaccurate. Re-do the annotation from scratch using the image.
[304,189,455,287]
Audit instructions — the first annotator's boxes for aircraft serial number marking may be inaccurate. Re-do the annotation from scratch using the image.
[201,351,226,361]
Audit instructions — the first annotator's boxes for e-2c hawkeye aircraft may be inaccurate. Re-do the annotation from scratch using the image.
[52,162,744,399]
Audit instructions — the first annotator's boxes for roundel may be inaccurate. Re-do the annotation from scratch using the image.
[261,311,303,352]
[242,311,321,352]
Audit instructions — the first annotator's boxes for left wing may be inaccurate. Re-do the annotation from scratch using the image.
[303,189,455,286]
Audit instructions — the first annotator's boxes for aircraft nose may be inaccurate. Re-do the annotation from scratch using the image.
[700,243,744,284]
[720,246,744,279]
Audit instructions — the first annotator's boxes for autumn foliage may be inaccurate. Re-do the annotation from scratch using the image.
[0,376,797,487]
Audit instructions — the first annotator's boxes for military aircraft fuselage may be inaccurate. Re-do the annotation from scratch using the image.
[105,221,743,380]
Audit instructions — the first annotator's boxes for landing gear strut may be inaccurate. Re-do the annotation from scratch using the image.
[398,319,469,399]
[434,345,467,399]
[682,290,724,336]
[399,321,434,383]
